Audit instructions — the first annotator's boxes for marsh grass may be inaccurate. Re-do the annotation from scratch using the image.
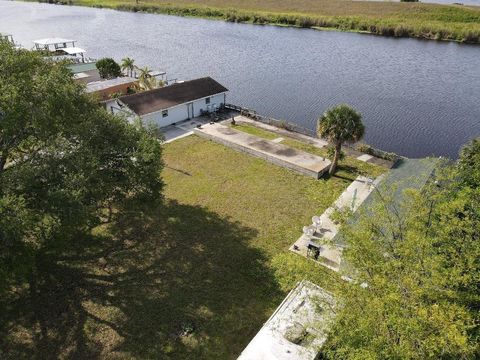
[51,0,480,43]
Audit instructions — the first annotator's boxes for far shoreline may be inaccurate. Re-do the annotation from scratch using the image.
[26,0,480,44]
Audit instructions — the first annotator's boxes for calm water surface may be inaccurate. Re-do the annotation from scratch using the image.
[1,1,479,158]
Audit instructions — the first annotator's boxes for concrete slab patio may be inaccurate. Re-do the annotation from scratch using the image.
[161,117,212,143]
[224,116,329,149]
[226,116,396,169]
[194,123,331,179]
[290,175,384,271]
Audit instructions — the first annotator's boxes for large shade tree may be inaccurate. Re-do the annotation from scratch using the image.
[317,104,365,175]
[0,40,164,293]
[321,145,480,359]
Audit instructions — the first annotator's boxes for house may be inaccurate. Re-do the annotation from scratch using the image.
[86,77,137,101]
[109,77,228,127]
[67,62,137,101]
[238,280,336,360]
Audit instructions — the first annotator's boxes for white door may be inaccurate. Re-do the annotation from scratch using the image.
[187,103,194,119]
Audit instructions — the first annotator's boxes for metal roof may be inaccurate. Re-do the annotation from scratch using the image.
[67,62,98,74]
[86,77,137,93]
[33,37,75,45]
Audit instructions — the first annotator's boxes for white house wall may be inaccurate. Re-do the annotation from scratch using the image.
[141,104,188,128]
[193,93,225,117]
[107,100,137,123]
[140,92,226,128]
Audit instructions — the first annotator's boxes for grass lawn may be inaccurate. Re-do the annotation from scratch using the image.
[1,134,384,359]
[230,122,387,179]
[67,0,480,42]
[228,123,279,140]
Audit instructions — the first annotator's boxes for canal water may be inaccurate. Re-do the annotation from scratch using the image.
[1,1,479,158]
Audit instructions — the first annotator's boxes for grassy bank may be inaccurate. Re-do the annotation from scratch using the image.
[40,0,480,43]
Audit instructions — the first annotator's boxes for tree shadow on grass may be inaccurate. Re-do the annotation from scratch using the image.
[0,199,282,359]
[326,164,369,182]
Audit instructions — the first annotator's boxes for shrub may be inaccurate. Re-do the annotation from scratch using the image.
[315,18,334,28]
[276,15,296,25]
[356,143,373,154]
[356,143,399,162]
[462,31,480,43]
[277,119,294,131]
[96,57,121,79]
[434,29,445,40]
[394,25,410,37]
[296,17,315,28]
[236,14,251,22]
[383,152,398,161]
[225,12,237,22]
[358,23,369,32]
[252,15,267,24]
[378,25,395,36]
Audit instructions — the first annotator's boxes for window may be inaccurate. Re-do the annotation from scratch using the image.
[162,110,168,118]
[205,97,211,104]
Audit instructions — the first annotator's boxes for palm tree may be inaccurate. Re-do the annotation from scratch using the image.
[317,104,365,175]
[121,57,135,77]
[135,66,158,91]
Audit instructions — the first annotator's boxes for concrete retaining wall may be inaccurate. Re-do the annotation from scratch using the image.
[194,126,330,179]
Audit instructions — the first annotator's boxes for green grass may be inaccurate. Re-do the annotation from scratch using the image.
[280,138,387,179]
[230,122,387,179]
[47,0,480,43]
[230,123,279,140]
[2,134,360,359]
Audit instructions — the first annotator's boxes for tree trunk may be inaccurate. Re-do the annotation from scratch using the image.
[0,149,8,173]
[329,142,342,175]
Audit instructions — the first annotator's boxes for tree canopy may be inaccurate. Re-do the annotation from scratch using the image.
[96,57,122,79]
[121,57,135,77]
[0,40,164,292]
[458,137,480,189]
[322,142,480,359]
